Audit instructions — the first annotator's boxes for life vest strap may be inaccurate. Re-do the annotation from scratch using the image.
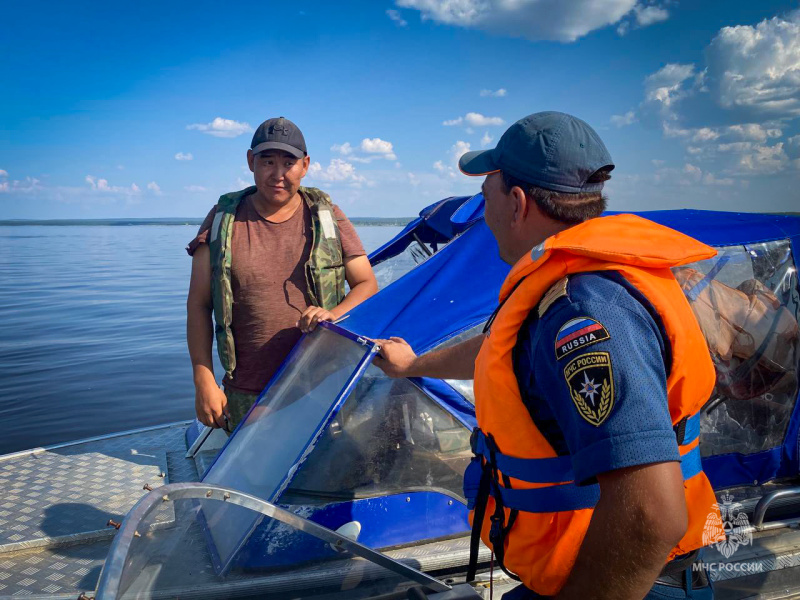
[495,480,601,513]
[680,445,703,481]
[471,429,576,484]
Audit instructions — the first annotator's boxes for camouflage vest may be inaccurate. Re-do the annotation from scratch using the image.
[208,186,346,380]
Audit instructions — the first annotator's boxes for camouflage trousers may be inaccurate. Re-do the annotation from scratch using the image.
[223,388,259,433]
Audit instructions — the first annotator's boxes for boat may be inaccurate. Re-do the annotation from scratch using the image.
[0,195,799,599]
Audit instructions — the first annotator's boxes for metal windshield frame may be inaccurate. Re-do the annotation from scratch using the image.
[95,482,450,599]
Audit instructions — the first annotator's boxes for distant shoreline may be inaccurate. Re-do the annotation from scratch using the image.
[0,217,415,227]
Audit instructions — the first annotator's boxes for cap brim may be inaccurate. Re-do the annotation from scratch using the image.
[458,150,500,176]
[251,142,305,158]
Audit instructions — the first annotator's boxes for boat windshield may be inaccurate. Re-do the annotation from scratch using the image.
[94,483,449,600]
[200,324,379,571]
[281,365,472,505]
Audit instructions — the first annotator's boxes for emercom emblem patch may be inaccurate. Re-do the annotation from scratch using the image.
[563,351,615,427]
[554,317,610,360]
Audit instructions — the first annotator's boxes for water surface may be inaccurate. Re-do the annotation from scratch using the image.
[0,224,400,454]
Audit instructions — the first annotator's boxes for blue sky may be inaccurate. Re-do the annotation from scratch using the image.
[1,0,799,219]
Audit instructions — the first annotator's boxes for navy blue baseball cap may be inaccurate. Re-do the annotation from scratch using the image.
[459,111,614,193]
[251,116,307,158]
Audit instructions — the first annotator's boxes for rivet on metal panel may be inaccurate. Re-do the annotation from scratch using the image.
[206,490,213,497]
[77,594,95,600]
[448,500,453,506]
[134,531,141,538]
[162,495,169,502]
[223,492,231,500]
[159,472,166,478]
[143,484,153,491]
[106,519,121,530]
[406,497,411,503]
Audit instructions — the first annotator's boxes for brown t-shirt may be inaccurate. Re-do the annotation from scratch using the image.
[187,194,365,394]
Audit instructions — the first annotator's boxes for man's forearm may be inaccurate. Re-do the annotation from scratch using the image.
[331,279,377,319]
[187,303,216,386]
[406,334,483,380]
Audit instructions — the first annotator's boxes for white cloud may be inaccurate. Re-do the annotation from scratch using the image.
[450,140,471,164]
[185,185,207,193]
[706,14,800,118]
[481,131,494,148]
[480,88,507,97]
[643,63,696,111]
[683,163,703,183]
[611,110,636,127]
[85,175,141,195]
[396,0,640,43]
[236,177,251,189]
[444,112,504,127]
[187,117,252,138]
[360,138,397,160]
[0,182,7,193]
[307,159,367,185]
[147,181,162,195]
[726,124,782,143]
[175,152,194,161]
[692,127,720,142]
[634,4,669,27]
[386,9,408,27]
[739,142,789,174]
[331,142,353,156]
[703,173,736,186]
[717,142,754,153]
[408,172,421,187]
[0,169,8,177]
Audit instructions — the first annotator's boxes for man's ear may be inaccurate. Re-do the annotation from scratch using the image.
[246,149,255,173]
[300,155,311,177]
[509,185,529,225]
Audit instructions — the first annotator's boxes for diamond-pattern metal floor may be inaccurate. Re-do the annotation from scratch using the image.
[0,450,169,553]
[0,423,198,598]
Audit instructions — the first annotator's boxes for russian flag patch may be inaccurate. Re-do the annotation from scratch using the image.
[555,317,610,360]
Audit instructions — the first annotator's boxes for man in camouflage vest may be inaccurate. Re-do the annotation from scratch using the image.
[186,117,377,431]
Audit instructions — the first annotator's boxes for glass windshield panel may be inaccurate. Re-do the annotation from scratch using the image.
[282,365,472,505]
[201,327,372,570]
[675,240,799,457]
[99,491,422,599]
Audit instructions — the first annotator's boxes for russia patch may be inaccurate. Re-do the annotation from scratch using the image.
[563,351,615,427]
[554,317,610,360]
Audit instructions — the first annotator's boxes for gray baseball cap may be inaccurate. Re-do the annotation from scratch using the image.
[459,111,614,193]
[250,117,307,158]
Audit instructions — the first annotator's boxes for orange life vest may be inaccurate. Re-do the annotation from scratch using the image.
[466,214,724,595]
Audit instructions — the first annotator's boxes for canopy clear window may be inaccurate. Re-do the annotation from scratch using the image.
[675,239,799,457]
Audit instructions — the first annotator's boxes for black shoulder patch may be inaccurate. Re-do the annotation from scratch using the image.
[563,351,615,427]
[554,317,610,360]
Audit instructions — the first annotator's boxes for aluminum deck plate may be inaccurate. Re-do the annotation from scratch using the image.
[0,449,172,553]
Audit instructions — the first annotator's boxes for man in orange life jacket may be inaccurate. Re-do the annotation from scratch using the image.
[375,112,723,599]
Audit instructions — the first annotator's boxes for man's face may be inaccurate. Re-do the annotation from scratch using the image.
[481,172,516,264]
[247,149,310,205]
